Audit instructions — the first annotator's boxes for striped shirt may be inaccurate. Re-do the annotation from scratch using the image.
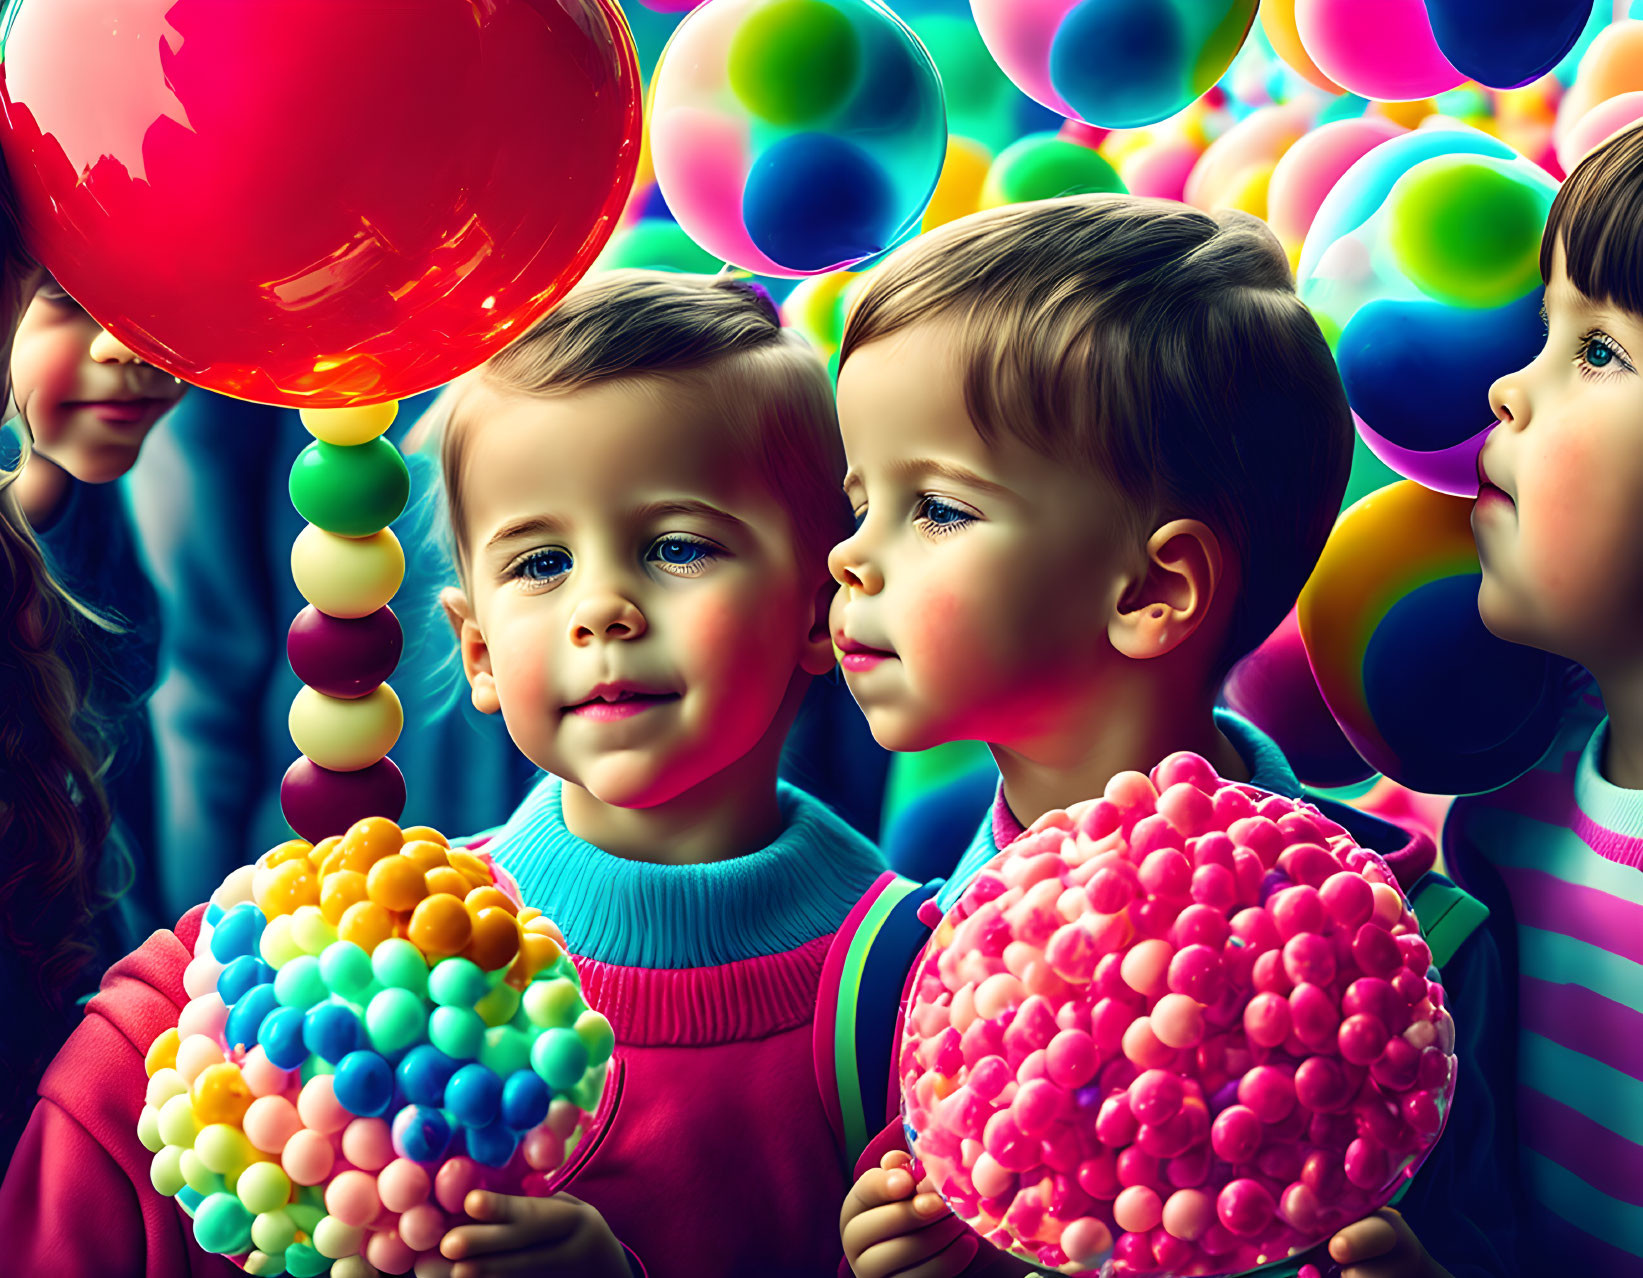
[1446,688,1643,1276]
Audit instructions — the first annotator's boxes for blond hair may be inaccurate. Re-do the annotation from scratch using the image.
[420,270,848,587]
[841,195,1353,669]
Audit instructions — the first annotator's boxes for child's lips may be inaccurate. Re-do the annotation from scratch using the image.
[73,398,168,426]
[836,634,896,672]
[563,688,679,720]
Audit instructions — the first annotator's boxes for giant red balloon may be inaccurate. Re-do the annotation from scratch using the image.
[0,0,641,407]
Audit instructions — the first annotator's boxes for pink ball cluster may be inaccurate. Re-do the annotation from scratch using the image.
[898,753,1456,1277]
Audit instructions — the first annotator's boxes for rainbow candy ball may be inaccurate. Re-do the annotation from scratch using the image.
[899,754,1457,1276]
[140,819,615,1277]
[971,0,1258,131]
[1298,127,1556,497]
[1298,480,1575,795]
[648,0,946,276]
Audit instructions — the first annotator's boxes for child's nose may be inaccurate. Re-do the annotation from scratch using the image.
[567,591,647,645]
[828,535,883,595]
[1487,367,1530,433]
[88,326,143,365]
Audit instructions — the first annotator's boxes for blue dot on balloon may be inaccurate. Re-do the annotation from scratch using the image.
[209,902,265,964]
[218,955,276,1006]
[335,1050,394,1118]
[1363,574,1567,792]
[1339,289,1546,452]
[304,1000,364,1065]
[500,1069,552,1132]
[1426,0,1593,90]
[1049,0,1184,131]
[397,1044,460,1107]
[259,1005,309,1071]
[445,1063,503,1129]
[465,1121,521,1168]
[744,133,897,273]
[224,984,281,1052]
[392,1105,452,1163]
[836,16,933,134]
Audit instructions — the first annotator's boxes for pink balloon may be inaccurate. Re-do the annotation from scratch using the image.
[1293,0,1465,102]
[1184,103,1314,213]
[1268,117,1407,258]
[1119,138,1203,203]
[1558,91,1643,174]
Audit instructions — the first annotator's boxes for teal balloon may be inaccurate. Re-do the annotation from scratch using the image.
[193,1192,254,1255]
[602,220,721,274]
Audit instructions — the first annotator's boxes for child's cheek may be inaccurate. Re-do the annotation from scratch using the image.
[1522,437,1605,609]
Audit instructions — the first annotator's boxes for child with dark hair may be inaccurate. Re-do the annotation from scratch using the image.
[1430,119,1643,1277]
[824,195,1504,1278]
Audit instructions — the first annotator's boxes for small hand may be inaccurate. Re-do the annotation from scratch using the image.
[840,1149,979,1278]
[412,1190,631,1278]
[1328,1208,1455,1278]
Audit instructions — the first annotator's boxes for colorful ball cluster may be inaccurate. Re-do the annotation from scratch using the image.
[647,0,946,276]
[282,404,411,841]
[1297,128,1556,497]
[970,0,1259,131]
[1298,481,1574,796]
[898,753,1457,1277]
[137,818,613,1277]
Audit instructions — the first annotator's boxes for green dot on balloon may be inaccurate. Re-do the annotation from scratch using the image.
[193,1191,254,1255]
[429,956,488,1009]
[574,1009,614,1068]
[531,1026,590,1092]
[522,976,583,1029]
[727,0,860,127]
[181,1148,227,1196]
[602,220,721,274]
[288,437,409,537]
[429,1005,486,1060]
[151,1145,187,1197]
[252,1207,298,1255]
[371,937,428,996]
[319,941,374,998]
[987,134,1125,209]
[274,954,329,1010]
[569,1063,607,1114]
[479,1025,532,1079]
[284,1242,330,1278]
[237,1162,293,1216]
[475,979,521,1028]
[1388,156,1550,310]
[288,1201,325,1234]
[244,1250,289,1277]
[366,986,428,1054]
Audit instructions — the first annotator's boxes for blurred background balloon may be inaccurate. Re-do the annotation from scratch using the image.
[647,0,947,276]
[971,0,1260,130]
[1298,128,1556,497]
[980,132,1125,209]
[1293,0,1464,102]
[1425,1,1594,89]
[0,0,642,408]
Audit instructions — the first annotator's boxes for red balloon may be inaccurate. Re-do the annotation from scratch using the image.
[0,0,641,407]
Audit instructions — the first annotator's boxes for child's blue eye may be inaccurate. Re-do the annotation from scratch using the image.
[648,536,718,573]
[914,496,973,534]
[516,548,572,583]
[1578,330,1632,375]
[1586,338,1614,368]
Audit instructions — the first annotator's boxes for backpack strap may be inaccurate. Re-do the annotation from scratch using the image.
[1409,871,1490,970]
[816,871,944,1172]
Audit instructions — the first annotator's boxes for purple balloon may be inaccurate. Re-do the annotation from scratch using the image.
[281,756,406,842]
[288,605,403,699]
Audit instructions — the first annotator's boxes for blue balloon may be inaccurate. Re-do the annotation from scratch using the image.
[500,1069,552,1132]
[304,999,364,1065]
[1050,0,1184,132]
[445,1063,503,1129]
[335,1050,395,1118]
[1338,289,1547,452]
[208,901,265,964]
[1426,0,1593,89]
[392,1105,452,1163]
[217,955,276,1006]
[224,984,281,1052]
[744,133,896,274]
[397,1045,460,1107]
[465,1121,521,1168]
[259,1005,309,1071]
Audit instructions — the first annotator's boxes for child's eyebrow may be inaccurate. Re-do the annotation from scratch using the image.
[631,498,748,530]
[485,514,566,551]
[844,458,1013,499]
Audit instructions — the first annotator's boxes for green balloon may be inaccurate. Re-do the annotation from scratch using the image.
[479,1025,532,1078]
[318,941,374,999]
[430,1005,486,1060]
[366,986,428,1055]
[288,437,409,538]
[531,1026,590,1092]
[603,220,720,275]
[283,1243,330,1278]
[193,1191,254,1256]
[575,1009,614,1067]
[429,956,488,1009]
[273,955,328,1010]
[988,134,1126,207]
[1388,157,1549,310]
[371,937,428,996]
[727,0,859,128]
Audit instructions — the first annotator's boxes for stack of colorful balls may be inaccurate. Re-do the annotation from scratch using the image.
[136,818,613,1276]
[898,753,1456,1277]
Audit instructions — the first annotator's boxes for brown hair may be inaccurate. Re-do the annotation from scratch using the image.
[1542,120,1643,313]
[425,269,849,584]
[840,194,1353,669]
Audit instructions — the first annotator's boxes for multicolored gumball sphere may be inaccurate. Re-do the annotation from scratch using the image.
[0,0,641,408]
[899,753,1456,1276]
[1298,128,1556,497]
[648,0,947,277]
[1298,481,1573,796]
[970,0,1259,131]
[137,820,613,1276]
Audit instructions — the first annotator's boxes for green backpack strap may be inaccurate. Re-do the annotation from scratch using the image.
[1409,872,1489,970]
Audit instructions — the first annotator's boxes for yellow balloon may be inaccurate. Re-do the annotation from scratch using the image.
[299,402,397,447]
[288,683,404,772]
[291,525,405,619]
[921,137,992,233]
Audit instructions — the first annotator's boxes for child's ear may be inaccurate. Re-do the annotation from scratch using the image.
[800,575,840,677]
[440,586,501,715]
[1109,519,1224,661]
